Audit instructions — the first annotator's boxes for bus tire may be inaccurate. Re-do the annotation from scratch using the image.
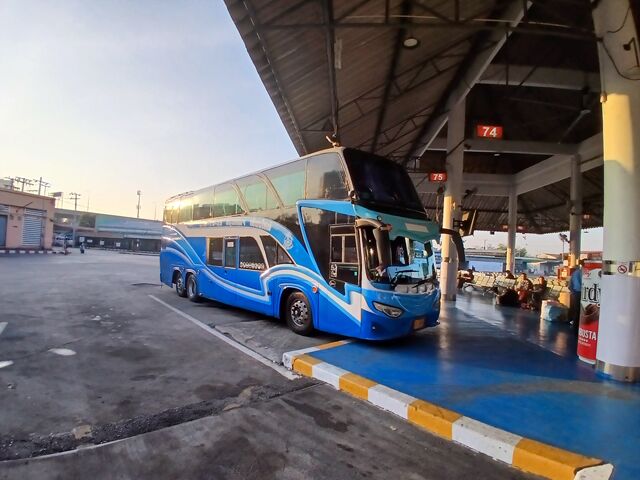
[175,272,187,298]
[186,274,202,303]
[285,291,314,336]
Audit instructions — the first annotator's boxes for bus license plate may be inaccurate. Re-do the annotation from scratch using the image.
[413,318,425,330]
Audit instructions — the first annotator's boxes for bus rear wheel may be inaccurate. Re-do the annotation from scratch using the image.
[285,292,314,336]
[186,274,202,303]
[175,272,187,298]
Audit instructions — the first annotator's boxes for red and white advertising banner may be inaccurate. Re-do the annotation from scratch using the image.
[577,261,602,364]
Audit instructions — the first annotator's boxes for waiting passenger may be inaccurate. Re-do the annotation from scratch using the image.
[529,276,547,311]
[516,273,533,307]
[504,269,515,280]
[457,268,474,289]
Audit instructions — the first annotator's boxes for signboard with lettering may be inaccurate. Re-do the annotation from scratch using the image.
[428,172,447,182]
[577,261,602,364]
[476,125,503,139]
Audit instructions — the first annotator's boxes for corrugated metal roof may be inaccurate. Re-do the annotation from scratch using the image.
[224,0,602,233]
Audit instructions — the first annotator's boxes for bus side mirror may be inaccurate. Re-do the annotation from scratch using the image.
[440,228,466,264]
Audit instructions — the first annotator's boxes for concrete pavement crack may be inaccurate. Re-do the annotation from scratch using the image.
[0,379,319,462]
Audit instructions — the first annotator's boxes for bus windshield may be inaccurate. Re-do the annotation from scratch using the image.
[343,148,425,216]
[360,225,435,292]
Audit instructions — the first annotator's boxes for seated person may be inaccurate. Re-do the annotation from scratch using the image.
[504,270,515,280]
[516,273,533,307]
[457,268,474,289]
[529,276,547,310]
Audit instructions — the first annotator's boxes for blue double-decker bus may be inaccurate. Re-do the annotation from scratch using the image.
[160,147,445,340]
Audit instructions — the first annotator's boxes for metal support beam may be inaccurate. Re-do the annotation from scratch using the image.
[569,154,582,267]
[506,188,517,272]
[426,137,578,156]
[404,0,532,164]
[514,134,603,196]
[411,172,511,197]
[372,1,411,152]
[323,0,339,139]
[479,64,601,91]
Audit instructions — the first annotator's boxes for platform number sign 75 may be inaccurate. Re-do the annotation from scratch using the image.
[476,124,503,139]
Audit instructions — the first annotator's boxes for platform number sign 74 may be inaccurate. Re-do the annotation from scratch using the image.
[476,124,503,139]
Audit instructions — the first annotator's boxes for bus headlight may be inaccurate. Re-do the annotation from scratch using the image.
[373,302,403,318]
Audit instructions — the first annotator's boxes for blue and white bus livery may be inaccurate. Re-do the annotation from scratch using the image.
[160,147,448,340]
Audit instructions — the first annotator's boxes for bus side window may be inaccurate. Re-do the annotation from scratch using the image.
[208,238,223,266]
[239,237,266,271]
[224,238,237,268]
[261,235,293,267]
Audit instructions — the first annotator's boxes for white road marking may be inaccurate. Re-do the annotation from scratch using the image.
[148,294,298,380]
[49,348,76,356]
[0,361,14,369]
[0,322,7,336]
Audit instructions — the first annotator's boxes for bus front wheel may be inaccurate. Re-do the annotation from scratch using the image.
[285,292,314,336]
[175,272,187,298]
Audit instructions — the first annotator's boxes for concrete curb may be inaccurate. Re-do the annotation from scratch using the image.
[0,249,66,255]
[283,350,614,480]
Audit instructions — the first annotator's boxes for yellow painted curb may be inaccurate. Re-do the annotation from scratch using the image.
[291,354,323,377]
[283,349,613,480]
[513,438,603,480]
[407,399,462,440]
[314,340,350,351]
[339,373,378,400]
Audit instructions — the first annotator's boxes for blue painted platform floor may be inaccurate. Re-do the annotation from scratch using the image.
[311,292,640,479]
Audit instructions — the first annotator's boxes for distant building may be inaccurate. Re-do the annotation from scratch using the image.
[54,209,162,252]
[0,189,55,250]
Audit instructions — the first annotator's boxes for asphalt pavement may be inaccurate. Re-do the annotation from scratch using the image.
[0,250,536,479]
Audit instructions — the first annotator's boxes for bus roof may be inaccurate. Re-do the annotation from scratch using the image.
[166,146,344,202]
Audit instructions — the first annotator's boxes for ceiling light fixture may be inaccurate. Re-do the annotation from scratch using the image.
[403,36,420,49]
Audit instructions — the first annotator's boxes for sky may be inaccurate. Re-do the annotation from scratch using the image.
[0,1,602,256]
[1,1,297,220]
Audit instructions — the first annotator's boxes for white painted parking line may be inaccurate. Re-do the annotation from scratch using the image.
[0,361,13,369]
[0,322,7,336]
[49,348,76,356]
[148,294,298,380]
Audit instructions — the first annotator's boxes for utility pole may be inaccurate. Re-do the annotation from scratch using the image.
[35,177,51,196]
[136,190,142,219]
[69,192,81,211]
[13,177,33,192]
[69,193,81,246]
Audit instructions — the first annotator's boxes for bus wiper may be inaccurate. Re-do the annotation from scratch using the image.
[390,269,418,287]
[411,277,433,291]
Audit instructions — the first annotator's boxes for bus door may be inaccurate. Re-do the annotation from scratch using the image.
[320,225,361,336]
[206,237,238,305]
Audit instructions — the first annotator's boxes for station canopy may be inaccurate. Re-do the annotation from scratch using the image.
[224,0,604,234]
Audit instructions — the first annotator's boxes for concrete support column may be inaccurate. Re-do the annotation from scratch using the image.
[440,101,465,301]
[506,188,517,273]
[569,155,582,267]
[593,0,640,382]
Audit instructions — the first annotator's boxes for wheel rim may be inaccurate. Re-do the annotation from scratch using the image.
[187,278,195,297]
[290,299,309,327]
[176,277,184,292]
